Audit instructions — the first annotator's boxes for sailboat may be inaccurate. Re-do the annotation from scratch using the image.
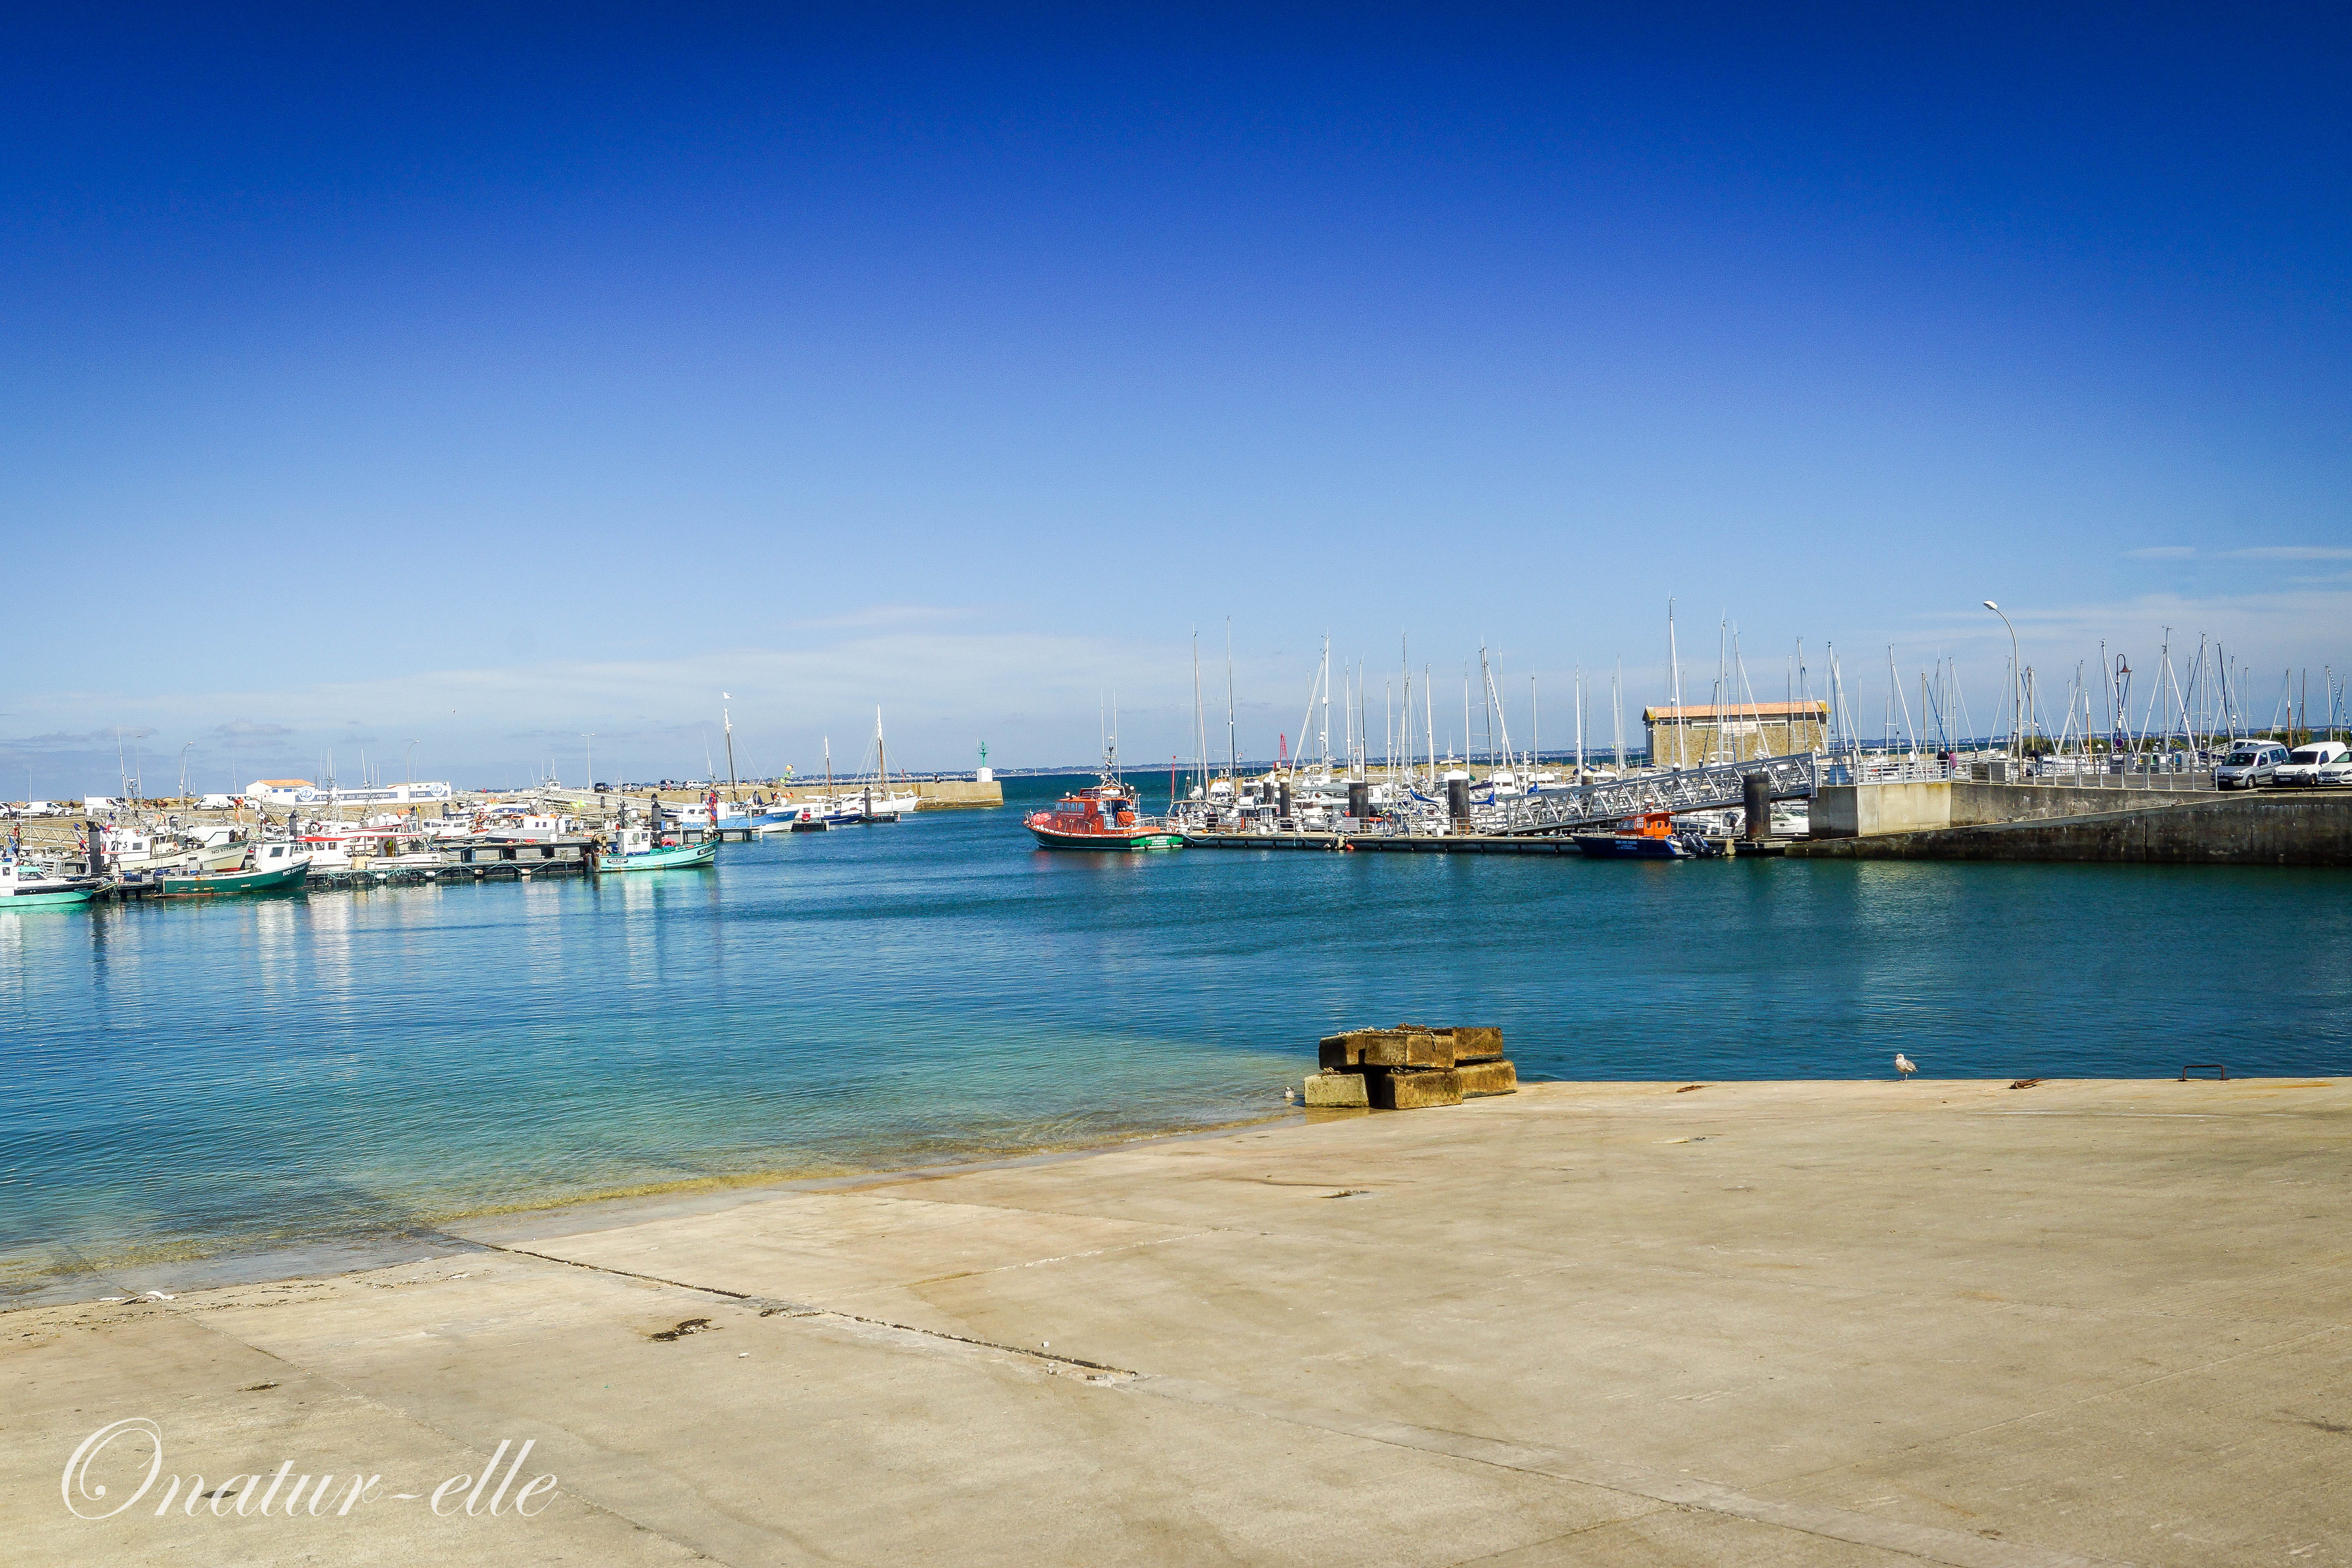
[851,708,921,822]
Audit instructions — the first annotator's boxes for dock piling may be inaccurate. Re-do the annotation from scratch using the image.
[1743,772,1770,839]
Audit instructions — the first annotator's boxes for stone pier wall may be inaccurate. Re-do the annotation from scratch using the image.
[1811,779,2219,839]
[1790,790,2352,866]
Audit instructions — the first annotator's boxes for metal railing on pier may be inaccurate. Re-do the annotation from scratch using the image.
[1475,751,1824,837]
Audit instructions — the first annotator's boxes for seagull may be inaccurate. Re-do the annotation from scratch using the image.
[1894,1054,1916,1080]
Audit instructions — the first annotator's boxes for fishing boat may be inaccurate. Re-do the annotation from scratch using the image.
[0,860,104,907]
[1570,810,1717,859]
[598,825,719,871]
[158,839,314,895]
[96,824,249,877]
[1026,778,1185,850]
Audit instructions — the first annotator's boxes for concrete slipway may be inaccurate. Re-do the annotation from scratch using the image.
[6,1079,2348,1566]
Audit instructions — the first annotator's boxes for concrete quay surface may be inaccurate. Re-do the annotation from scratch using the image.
[7,1078,2349,1566]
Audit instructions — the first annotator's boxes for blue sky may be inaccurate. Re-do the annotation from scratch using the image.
[5,6,2348,791]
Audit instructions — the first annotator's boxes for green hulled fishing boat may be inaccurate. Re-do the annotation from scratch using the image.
[0,861,103,908]
[159,840,313,896]
[599,824,719,871]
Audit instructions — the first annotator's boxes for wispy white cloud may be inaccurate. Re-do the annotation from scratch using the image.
[2120,545,2352,564]
[207,719,294,748]
[1911,584,2352,669]
[784,604,982,632]
[0,621,1215,788]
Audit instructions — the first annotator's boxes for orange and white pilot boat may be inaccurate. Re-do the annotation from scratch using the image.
[1025,777,1185,851]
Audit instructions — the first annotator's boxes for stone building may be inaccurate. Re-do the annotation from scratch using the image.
[1642,701,1829,768]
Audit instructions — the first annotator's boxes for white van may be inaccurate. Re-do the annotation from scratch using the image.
[198,793,238,811]
[82,797,125,813]
[2213,741,2290,789]
[2273,741,2351,787]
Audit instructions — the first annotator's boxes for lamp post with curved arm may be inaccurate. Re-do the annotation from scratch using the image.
[1984,601,2020,761]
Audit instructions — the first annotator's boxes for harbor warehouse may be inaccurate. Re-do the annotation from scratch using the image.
[1643,700,1828,768]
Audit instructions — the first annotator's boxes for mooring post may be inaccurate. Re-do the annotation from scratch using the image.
[1447,778,1470,825]
[1743,771,1770,839]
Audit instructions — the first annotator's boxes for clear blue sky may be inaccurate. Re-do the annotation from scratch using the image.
[5,5,2347,792]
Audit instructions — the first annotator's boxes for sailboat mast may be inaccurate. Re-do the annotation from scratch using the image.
[1613,658,1624,769]
[1225,619,1237,781]
[1491,651,1513,770]
[1192,630,1206,799]
[1400,632,1411,784]
[1668,599,1685,769]
[1717,618,1729,765]
[1425,664,1434,777]
[722,693,739,802]
[1479,646,1495,768]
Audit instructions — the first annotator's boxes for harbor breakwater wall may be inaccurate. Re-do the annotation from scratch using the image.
[1791,789,2352,866]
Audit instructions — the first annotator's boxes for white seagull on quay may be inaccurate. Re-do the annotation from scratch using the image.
[1894,1054,1916,1079]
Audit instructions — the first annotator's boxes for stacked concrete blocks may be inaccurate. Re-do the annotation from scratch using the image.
[1301,1024,1518,1110]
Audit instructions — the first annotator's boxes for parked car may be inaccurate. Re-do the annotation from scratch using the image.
[2272,740,2351,786]
[2213,741,2292,789]
[83,796,125,812]
[2316,750,2352,788]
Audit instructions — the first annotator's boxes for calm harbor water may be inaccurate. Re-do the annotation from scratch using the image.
[4,772,2348,1298]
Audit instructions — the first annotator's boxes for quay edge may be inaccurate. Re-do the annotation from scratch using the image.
[1789,786,2352,866]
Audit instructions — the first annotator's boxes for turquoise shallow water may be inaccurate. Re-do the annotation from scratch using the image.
[4,772,2348,1295]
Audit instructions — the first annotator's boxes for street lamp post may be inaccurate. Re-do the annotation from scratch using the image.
[1983,601,2020,761]
[583,733,595,791]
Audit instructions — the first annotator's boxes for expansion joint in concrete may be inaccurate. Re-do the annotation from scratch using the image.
[477,1239,1143,1379]
[125,1284,719,1566]
[1118,1377,2130,1568]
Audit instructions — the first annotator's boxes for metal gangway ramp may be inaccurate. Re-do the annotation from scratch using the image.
[1473,751,1824,836]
